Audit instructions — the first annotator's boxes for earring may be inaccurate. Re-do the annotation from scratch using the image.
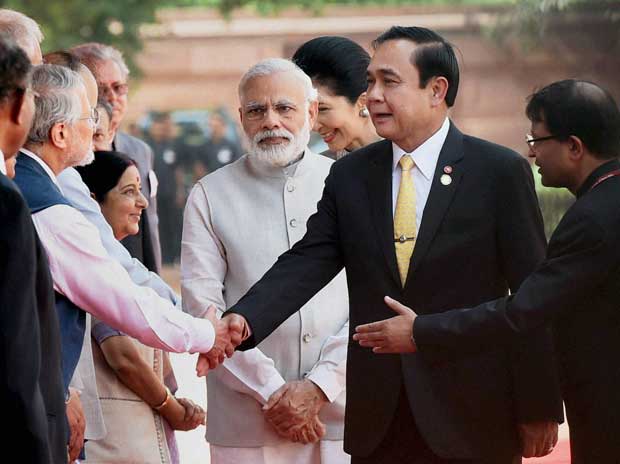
[359,107,369,118]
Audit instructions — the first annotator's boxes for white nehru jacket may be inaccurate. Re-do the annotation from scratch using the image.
[182,149,349,447]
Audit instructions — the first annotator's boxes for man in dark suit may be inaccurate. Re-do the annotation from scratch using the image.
[359,80,620,463]
[0,36,66,463]
[215,27,563,463]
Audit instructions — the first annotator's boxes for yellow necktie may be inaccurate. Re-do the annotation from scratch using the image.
[394,154,416,286]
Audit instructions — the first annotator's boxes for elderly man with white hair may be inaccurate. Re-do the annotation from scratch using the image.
[182,58,350,464]
[13,64,234,460]
[0,8,43,64]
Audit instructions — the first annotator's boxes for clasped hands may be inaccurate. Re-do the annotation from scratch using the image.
[196,305,249,376]
[263,380,328,444]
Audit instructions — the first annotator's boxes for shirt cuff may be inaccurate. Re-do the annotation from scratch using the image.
[189,317,217,353]
[255,373,287,405]
[305,366,345,403]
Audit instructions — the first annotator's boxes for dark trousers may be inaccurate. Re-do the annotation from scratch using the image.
[351,387,485,464]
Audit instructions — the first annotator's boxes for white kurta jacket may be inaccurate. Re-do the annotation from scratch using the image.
[181,149,349,447]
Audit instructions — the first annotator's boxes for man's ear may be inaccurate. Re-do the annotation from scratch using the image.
[49,122,69,150]
[567,135,586,161]
[238,107,244,124]
[429,77,449,107]
[308,100,319,128]
[9,91,26,125]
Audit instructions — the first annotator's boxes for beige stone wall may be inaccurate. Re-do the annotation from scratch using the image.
[126,7,618,155]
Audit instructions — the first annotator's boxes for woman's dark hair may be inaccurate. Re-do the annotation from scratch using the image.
[373,26,460,107]
[77,151,136,202]
[293,36,370,104]
[526,79,620,160]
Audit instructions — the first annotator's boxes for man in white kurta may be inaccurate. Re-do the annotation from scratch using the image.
[181,59,350,464]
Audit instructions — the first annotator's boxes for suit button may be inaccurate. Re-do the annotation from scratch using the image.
[289,219,297,228]
[287,184,295,192]
[303,333,312,343]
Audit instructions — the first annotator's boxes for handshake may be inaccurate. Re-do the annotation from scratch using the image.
[196,305,250,376]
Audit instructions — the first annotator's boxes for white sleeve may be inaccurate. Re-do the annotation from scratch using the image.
[181,184,285,404]
[32,205,214,354]
[305,319,348,403]
[214,350,286,405]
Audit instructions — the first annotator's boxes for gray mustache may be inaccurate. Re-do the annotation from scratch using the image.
[256,130,293,143]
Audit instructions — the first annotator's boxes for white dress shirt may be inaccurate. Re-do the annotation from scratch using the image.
[21,150,215,354]
[392,117,450,229]
[0,150,6,175]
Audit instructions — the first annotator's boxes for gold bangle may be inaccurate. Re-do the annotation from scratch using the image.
[153,386,172,411]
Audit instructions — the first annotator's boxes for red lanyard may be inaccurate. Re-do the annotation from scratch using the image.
[588,169,620,193]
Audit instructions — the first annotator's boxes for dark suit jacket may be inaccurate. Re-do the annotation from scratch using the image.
[0,172,51,462]
[228,123,563,460]
[414,159,620,462]
[33,232,70,463]
[114,131,161,273]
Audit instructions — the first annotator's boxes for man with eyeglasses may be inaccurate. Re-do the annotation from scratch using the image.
[362,79,620,462]
[72,42,162,274]
[13,63,237,462]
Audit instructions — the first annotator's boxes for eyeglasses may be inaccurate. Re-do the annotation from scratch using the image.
[98,82,129,99]
[78,107,100,128]
[526,133,561,148]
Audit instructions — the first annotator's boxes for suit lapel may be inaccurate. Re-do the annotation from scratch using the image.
[406,123,465,284]
[366,140,401,289]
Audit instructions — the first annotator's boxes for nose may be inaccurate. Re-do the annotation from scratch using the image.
[136,191,149,210]
[366,82,382,104]
[313,117,322,132]
[527,146,537,159]
[262,107,280,130]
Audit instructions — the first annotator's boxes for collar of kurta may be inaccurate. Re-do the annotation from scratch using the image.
[246,147,317,179]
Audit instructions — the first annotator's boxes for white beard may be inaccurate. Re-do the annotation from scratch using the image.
[76,149,95,167]
[249,118,311,167]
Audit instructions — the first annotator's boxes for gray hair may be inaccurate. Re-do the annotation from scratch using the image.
[27,64,84,145]
[0,9,43,51]
[71,42,130,79]
[238,58,318,103]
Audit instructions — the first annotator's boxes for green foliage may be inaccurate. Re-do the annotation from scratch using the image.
[162,0,514,17]
[0,0,160,75]
[489,0,620,51]
[532,167,574,239]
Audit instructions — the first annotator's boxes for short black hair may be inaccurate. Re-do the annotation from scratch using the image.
[373,26,459,107]
[77,150,136,203]
[43,50,82,72]
[526,79,620,160]
[293,36,370,105]
[0,34,32,103]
